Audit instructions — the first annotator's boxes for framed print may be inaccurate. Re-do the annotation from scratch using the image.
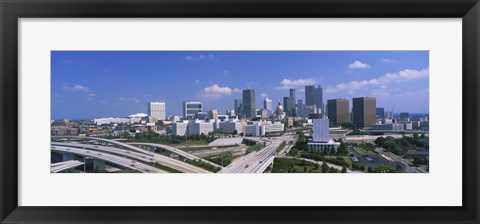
[1,0,479,223]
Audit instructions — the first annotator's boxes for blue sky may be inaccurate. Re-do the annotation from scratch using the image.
[51,51,429,120]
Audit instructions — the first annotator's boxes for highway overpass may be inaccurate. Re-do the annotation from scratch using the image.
[129,142,222,169]
[220,136,292,173]
[52,142,210,173]
[51,145,167,173]
[50,160,84,173]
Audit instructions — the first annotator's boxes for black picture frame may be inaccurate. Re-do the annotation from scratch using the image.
[1,0,479,223]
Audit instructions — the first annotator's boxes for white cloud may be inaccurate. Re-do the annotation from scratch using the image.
[395,88,429,98]
[63,84,90,92]
[381,58,397,63]
[348,60,370,69]
[260,93,269,98]
[185,54,216,61]
[194,80,200,83]
[276,78,318,89]
[199,84,238,99]
[204,84,232,94]
[371,85,391,98]
[87,93,95,97]
[325,68,429,94]
[118,97,140,103]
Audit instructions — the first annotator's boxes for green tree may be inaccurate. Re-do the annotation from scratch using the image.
[375,137,386,146]
[341,166,347,173]
[322,162,330,173]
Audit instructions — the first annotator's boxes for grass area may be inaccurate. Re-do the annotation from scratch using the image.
[186,159,221,173]
[153,162,183,173]
[246,143,264,154]
[276,141,286,152]
[272,157,321,173]
[353,147,374,155]
[205,157,232,166]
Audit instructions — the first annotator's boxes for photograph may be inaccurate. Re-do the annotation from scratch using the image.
[50,51,429,174]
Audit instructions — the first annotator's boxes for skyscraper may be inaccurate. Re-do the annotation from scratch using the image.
[183,101,202,119]
[316,85,324,113]
[264,98,272,117]
[289,88,296,99]
[147,102,166,121]
[305,85,323,113]
[242,89,256,119]
[305,85,317,107]
[283,96,295,116]
[327,99,349,123]
[352,97,376,128]
[376,107,385,119]
[234,99,242,115]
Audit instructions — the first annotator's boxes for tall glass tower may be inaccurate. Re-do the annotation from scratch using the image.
[242,89,256,119]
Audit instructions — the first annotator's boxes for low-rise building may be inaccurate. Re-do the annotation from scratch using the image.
[218,119,244,134]
[370,123,405,131]
[171,120,215,136]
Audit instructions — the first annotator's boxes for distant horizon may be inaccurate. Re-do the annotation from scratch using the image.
[51,51,429,120]
[53,112,431,121]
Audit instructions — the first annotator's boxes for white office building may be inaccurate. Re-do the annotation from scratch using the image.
[219,119,244,134]
[172,121,189,136]
[171,119,215,136]
[243,121,284,137]
[312,118,329,142]
[94,113,148,125]
[308,118,340,151]
[148,102,166,121]
[183,101,203,119]
[94,117,130,125]
[263,122,284,133]
[244,123,262,137]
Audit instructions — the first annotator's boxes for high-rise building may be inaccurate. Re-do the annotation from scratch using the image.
[305,85,317,107]
[316,85,324,113]
[147,102,166,121]
[283,96,295,116]
[327,99,349,123]
[242,89,256,119]
[312,118,329,142]
[289,88,296,99]
[234,99,242,115]
[183,101,202,119]
[305,85,323,113]
[264,98,272,117]
[352,97,376,128]
[296,99,304,109]
[376,107,385,119]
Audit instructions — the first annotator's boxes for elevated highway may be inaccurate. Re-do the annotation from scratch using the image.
[51,145,166,173]
[50,160,84,173]
[220,135,292,173]
[129,142,222,168]
[52,142,210,173]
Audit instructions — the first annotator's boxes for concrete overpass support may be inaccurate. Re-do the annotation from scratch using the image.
[93,159,106,172]
[62,153,73,161]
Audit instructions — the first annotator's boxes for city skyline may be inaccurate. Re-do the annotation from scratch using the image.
[52,51,429,120]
